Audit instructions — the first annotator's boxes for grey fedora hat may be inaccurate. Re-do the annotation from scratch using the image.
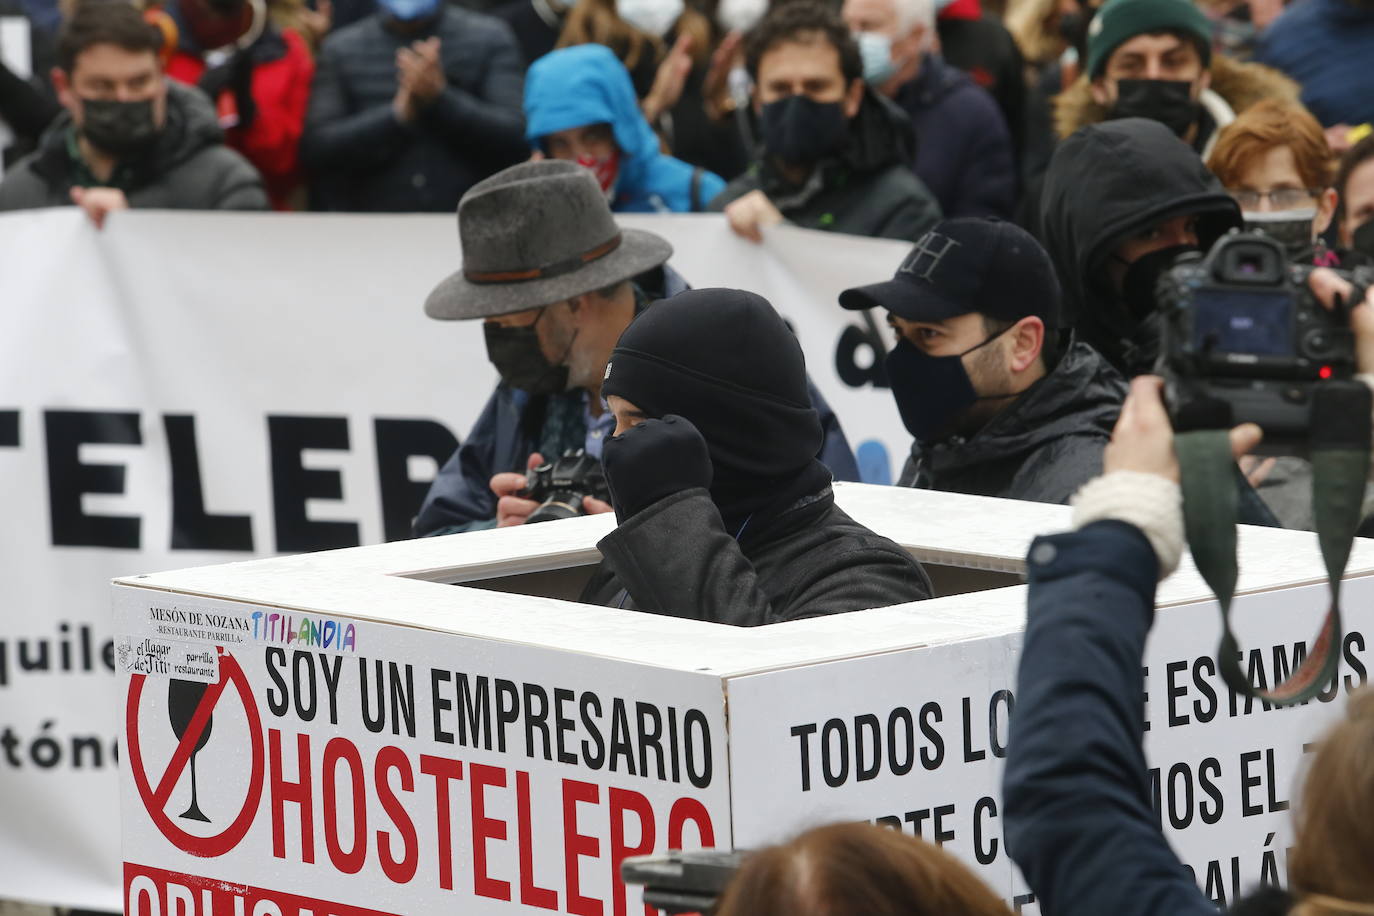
[425,160,674,320]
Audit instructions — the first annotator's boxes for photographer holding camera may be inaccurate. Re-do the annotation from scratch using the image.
[1002,271,1374,916]
[580,287,933,626]
[412,160,859,536]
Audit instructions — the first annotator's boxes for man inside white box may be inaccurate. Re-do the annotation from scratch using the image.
[581,286,933,625]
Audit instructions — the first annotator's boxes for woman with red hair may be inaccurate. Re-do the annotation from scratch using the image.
[1207,97,1342,264]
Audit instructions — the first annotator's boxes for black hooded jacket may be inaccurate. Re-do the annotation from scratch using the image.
[0,81,267,211]
[709,89,942,242]
[898,341,1127,505]
[1039,118,1241,376]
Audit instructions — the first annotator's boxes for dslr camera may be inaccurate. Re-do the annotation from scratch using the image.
[1156,230,1372,452]
[520,449,611,524]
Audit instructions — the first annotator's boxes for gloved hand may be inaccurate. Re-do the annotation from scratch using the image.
[601,414,712,522]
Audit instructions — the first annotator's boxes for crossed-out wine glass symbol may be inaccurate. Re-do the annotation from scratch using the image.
[167,679,214,823]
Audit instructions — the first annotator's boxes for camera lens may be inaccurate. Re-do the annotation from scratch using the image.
[526,497,585,524]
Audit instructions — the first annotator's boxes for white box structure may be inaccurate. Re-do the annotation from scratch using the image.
[114,483,1374,915]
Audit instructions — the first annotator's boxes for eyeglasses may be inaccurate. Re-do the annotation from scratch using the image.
[1228,188,1321,210]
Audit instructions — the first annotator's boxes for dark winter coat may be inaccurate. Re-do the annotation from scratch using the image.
[893,53,1015,219]
[1004,521,1302,916]
[0,0,58,168]
[0,81,267,211]
[1004,520,1220,916]
[708,90,942,242]
[301,7,527,212]
[1038,118,1241,377]
[491,0,563,69]
[579,479,933,626]
[413,376,862,537]
[1255,0,1374,129]
[936,7,1026,164]
[898,342,1125,505]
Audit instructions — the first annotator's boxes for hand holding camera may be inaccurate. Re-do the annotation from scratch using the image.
[491,451,613,527]
[1155,230,1374,450]
[1105,376,1263,482]
[490,454,546,527]
[1308,267,1374,376]
[1148,229,1374,706]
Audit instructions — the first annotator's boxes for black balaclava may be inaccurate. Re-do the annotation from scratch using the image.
[601,288,826,530]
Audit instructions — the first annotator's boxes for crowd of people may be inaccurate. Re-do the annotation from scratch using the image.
[8,0,1374,911]
[3,0,1365,239]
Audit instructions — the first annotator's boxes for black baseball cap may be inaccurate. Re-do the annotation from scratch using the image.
[840,218,1062,328]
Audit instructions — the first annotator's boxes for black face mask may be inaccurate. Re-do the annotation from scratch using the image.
[884,327,1015,443]
[1245,209,1317,257]
[1354,218,1374,260]
[1119,244,1196,322]
[1109,79,1199,139]
[79,97,160,159]
[759,94,850,166]
[483,309,571,395]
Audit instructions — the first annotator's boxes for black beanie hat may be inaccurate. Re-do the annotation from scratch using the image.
[601,288,823,483]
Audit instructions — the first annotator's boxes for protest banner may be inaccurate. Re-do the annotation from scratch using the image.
[727,577,1374,910]
[0,208,907,908]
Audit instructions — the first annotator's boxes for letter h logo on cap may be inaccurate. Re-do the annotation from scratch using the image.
[898,233,962,283]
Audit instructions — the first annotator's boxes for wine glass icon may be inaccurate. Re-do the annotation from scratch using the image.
[167,679,214,823]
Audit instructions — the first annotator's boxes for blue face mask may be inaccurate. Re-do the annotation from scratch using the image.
[378,0,439,22]
[857,31,896,86]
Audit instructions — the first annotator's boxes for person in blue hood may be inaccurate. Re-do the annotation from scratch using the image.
[524,44,725,213]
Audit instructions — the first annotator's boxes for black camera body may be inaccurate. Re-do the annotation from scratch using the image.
[1156,231,1371,452]
[621,850,747,915]
[521,449,611,524]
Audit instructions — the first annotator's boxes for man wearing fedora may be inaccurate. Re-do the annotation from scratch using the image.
[413,160,859,537]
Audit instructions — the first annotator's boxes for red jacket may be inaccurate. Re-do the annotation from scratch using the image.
[167,28,313,209]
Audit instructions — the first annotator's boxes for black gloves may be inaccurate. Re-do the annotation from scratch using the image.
[601,415,712,522]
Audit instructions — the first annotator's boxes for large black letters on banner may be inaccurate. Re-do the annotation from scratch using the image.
[0,410,17,447]
[835,325,890,389]
[165,415,255,552]
[268,415,359,552]
[45,410,141,548]
[374,418,459,542]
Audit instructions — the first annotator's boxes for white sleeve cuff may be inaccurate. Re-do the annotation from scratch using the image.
[1072,471,1184,580]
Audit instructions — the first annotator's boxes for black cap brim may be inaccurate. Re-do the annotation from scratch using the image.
[839,278,972,323]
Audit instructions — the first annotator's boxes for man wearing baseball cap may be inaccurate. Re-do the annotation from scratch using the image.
[1051,0,1297,160]
[841,218,1126,505]
[413,159,858,536]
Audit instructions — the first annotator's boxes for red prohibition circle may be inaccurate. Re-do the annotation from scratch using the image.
[126,652,266,858]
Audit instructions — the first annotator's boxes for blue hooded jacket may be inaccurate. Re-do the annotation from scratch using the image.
[524,44,725,214]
